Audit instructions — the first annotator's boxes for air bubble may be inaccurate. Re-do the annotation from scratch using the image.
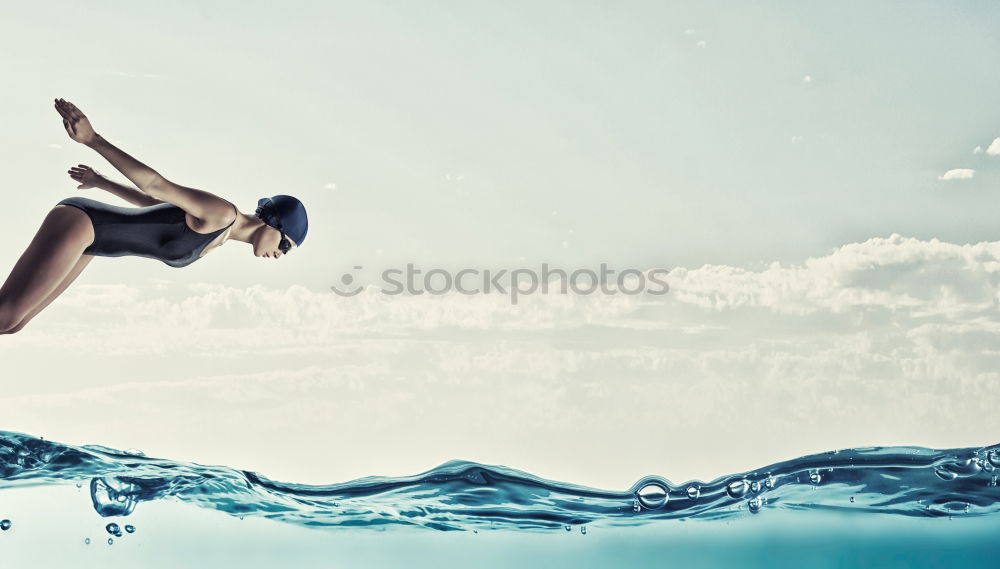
[727,479,749,498]
[809,471,822,484]
[632,499,641,512]
[564,525,571,532]
[107,538,114,545]
[850,496,855,503]
[637,483,668,510]
[84,538,91,545]
[764,475,775,489]
[750,480,761,493]
[747,497,762,513]
[125,525,136,534]
[106,523,122,537]
[686,485,700,500]
[90,478,137,517]
[0,519,11,531]
[580,525,587,535]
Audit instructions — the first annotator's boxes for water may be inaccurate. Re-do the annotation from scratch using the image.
[2,430,999,527]
[1,429,999,567]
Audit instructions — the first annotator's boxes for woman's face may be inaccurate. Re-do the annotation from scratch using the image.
[253,225,297,259]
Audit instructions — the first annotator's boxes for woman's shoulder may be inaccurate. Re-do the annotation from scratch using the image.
[188,200,238,233]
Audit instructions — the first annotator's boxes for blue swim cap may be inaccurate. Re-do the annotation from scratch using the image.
[256,195,308,246]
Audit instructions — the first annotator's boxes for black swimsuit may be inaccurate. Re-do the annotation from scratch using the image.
[57,196,237,268]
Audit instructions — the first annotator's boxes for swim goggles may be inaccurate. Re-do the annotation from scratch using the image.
[255,200,292,254]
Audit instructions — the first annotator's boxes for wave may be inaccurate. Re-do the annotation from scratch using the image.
[1,430,998,532]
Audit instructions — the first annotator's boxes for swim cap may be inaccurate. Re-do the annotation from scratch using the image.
[256,195,308,246]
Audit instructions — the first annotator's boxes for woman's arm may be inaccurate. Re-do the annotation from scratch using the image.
[96,177,164,207]
[86,134,164,194]
[68,164,163,207]
[55,99,230,221]
[89,135,231,221]
[54,99,163,192]
[56,98,233,222]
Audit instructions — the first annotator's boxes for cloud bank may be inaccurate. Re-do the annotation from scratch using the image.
[3,234,999,486]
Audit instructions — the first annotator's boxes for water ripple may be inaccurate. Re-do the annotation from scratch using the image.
[1,431,998,531]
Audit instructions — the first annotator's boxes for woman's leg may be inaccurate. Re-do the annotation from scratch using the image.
[0,205,95,333]
[0,254,94,334]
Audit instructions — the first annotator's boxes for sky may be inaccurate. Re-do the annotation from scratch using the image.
[1,0,1000,495]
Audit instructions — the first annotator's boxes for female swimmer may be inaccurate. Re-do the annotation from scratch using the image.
[0,98,308,334]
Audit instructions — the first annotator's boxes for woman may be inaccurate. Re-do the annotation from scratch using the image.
[0,98,308,334]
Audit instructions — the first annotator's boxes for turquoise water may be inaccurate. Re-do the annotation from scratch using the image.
[1,430,999,567]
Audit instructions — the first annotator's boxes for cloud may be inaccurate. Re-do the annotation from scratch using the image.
[973,146,983,154]
[5,234,1000,485]
[987,137,1000,156]
[324,183,337,190]
[938,168,975,180]
[47,143,62,149]
[802,75,812,84]
[665,233,1000,317]
[696,40,707,48]
[7,233,1000,358]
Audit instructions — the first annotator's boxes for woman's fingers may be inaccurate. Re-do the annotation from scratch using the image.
[54,99,72,116]
[63,100,85,120]
[56,103,78,134]
[55,103,71,122]
[54,99,85,121]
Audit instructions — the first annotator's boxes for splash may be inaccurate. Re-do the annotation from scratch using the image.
[0,431,997,532]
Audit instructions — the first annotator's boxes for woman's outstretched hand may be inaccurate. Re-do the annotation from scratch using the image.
[54,98,98,145]
[68,164,103,190]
